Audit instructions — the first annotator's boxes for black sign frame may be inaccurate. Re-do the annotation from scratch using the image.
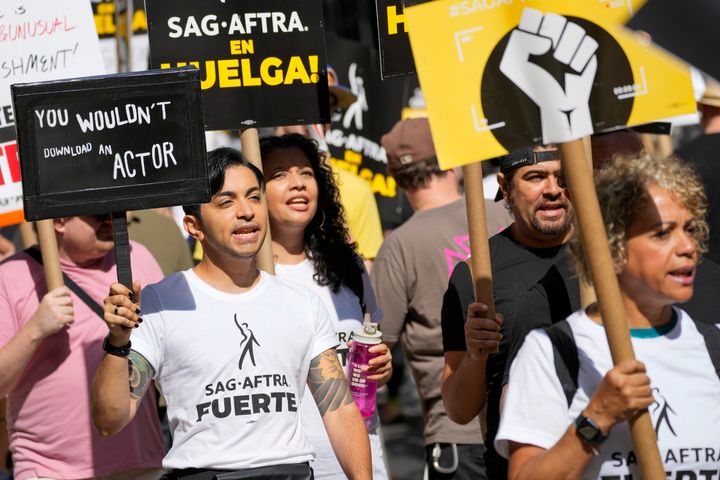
[12,67,209,221]
[376,0,416,79]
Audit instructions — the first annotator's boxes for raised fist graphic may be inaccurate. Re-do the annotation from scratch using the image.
[500,8,598,142]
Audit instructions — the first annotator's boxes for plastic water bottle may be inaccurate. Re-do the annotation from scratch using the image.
[347,320,383,419]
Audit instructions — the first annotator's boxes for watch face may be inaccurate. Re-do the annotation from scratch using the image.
[578,422,599,440]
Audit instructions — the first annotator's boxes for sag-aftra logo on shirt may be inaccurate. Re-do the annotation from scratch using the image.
[602,387,720,480]
[235,314,260,369]
[194,314,299,422]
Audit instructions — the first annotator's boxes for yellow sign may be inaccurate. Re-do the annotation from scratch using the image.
[405,0,696,169]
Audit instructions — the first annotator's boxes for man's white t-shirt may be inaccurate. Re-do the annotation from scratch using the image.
[496,308,720,479]
[132,269,338,470]
[275,260,387,480]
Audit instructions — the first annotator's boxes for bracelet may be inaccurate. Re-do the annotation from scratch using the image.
[102,333,132,357]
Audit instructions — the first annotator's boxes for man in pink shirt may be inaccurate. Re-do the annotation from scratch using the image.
[0,215,165,480]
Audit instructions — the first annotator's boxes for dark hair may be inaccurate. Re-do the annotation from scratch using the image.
[392,156,447,192]
[183,147,265,218]
[260,134,364,299]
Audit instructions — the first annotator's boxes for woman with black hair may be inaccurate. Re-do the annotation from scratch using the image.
[261,134,391,480]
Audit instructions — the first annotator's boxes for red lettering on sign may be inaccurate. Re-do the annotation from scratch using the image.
[4,143,21,183]
[0,143,21,186]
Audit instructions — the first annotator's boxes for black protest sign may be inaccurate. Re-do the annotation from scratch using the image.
[376,0,415,79]
[145,0,329,130]
[325,34,419,229]
[12,68,209,221]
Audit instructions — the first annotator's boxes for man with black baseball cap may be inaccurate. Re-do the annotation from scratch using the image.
[372,117,510,480]
[440,143,575,479]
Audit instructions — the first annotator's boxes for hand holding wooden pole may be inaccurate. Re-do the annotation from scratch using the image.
[559,139,664,479]
[240,128,275,275]
[461,161,498,353]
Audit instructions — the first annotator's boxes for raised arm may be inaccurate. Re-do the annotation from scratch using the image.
[442,302,502,424]
[307,348,372,480]
[91,282,151,436]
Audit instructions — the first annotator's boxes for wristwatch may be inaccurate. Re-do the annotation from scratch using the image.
[102,333,132,357]
[575,413,607,448]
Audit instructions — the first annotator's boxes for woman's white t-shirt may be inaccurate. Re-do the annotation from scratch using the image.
[275,259,387,480]
[496,308,720,479]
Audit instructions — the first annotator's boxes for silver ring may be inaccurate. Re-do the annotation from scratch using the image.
[114,305,119,316]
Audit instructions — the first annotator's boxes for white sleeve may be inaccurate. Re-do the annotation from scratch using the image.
[129,286,166,377]
[310,293,340,359]
[494,329,572,458]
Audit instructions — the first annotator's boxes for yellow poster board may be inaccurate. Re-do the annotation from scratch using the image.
[405,0,696,169]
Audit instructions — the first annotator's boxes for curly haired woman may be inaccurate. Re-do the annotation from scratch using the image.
[261,134,391,480]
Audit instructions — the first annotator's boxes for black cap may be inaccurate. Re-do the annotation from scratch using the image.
[494,147,560,201]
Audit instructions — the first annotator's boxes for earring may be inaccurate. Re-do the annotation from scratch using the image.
[316,209,326,232]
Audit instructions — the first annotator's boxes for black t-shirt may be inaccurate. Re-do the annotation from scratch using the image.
[503,253,581,386]
[440,227,570,478]
[441,228,569,353]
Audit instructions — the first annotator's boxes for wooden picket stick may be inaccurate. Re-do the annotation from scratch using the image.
[657,134,673,158]
[639,133,655,157]
[461,161,498,353]
[559,139,664,479]
[240,128,275,275]
[35,219,63,291]
[579,136,598,307]
[18,222,37,249]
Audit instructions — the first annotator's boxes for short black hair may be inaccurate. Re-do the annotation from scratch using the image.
[183,147,265,218]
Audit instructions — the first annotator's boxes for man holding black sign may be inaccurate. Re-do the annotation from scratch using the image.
[0,215,165,480]
[91,148,371,479]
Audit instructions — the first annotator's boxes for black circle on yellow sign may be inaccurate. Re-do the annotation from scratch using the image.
[481,16,634,151]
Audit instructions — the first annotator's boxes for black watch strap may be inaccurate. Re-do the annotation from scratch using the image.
[102,333,132,357]
[575,413,607,446]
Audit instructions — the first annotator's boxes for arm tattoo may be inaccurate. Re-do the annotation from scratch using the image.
[128,350,155,403]
[307,349,354,417]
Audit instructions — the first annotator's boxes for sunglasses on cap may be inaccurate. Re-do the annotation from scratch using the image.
[498,147,560,174]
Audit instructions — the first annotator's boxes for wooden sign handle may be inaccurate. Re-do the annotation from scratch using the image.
[559,139,665,479]
[18,222,37,249]
[111,212,133,290]
[461,161,498,353]
[240,128,275,275]
[36,219,63,291]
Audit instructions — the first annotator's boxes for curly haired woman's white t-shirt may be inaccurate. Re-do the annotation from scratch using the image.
[496,308,720,479]
[275,259,388,480]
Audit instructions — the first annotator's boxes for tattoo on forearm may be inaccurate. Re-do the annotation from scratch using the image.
[308,349,354,416]
[128,351,154,403]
